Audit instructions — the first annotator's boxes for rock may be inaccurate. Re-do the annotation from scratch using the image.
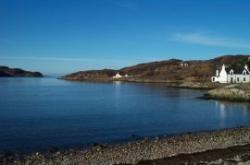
[205,83,250,102]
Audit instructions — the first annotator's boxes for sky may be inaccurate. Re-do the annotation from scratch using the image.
[1,0,250,75]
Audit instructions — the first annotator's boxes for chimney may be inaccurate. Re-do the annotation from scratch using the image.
[245,64,249,71]
[216,70,219,76]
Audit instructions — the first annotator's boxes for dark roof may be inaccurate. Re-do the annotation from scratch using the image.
[225,66,250,75]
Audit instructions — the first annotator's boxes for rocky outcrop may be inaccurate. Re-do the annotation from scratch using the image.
[205,83,250,101]
[61,55,250,83]
[0,66,43,77]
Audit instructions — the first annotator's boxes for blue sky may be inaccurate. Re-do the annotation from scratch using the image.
[1,0,250,75]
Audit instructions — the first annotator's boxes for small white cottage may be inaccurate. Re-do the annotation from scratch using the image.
[212,64,250,83]
[113,73,122,79]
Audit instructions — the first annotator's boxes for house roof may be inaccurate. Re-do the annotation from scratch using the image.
[225,65,250,75]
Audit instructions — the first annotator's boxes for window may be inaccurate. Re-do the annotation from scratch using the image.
[212,77,215,82]
[237,77,239,82]
[243,70,247,75]
[244,77,246,81]
[230,70,234,75]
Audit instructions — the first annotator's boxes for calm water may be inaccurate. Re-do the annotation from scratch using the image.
[1,78,250,152]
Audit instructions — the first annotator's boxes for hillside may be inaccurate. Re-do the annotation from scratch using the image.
[61,69,117,81]
[0,66,43,77]
[62,55,250,83]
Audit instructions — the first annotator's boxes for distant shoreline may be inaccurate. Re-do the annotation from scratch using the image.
[60,77,225,90]
[0,66,43,77]
[1,127,250,165]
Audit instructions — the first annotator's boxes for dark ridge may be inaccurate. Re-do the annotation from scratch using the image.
[0,66,43,77]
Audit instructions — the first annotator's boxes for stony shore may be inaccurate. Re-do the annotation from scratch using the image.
[137,144,250,164]
[62,77,224,90]
[205,83,250,102]
[154,81,223,90]
[1,127,250,165]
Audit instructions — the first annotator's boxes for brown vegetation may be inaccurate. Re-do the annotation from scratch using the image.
[62,55,250,83]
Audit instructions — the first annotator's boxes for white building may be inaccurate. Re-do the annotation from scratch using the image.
[212,64,250,83]
[180,62,189,67]
[113,73,123,79]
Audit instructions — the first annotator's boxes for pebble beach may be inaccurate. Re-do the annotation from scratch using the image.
[1,127,250,165]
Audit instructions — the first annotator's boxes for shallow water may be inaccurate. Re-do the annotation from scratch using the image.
[0,78,250,152]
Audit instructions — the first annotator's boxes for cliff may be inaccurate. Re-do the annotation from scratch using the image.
[0,66,43,77]
[62,55,250,83]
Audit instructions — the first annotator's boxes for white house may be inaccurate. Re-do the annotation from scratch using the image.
[180,62,189,67]
[212,64,250,83]
[113,73,123,79]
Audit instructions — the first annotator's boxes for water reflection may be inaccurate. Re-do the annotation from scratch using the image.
[214,100,250,127]
[114,81,122,110]
[216,101,250,117]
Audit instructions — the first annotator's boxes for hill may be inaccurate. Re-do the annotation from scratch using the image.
[0,66,43,77]
[61,55,250,83]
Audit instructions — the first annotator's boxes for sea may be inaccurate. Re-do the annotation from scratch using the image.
[0,77,250,152]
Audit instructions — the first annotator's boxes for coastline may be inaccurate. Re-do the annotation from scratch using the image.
[2,127,250,165]
[137,144,250,164]
[61,77,224,90]
[204,83,250,102]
